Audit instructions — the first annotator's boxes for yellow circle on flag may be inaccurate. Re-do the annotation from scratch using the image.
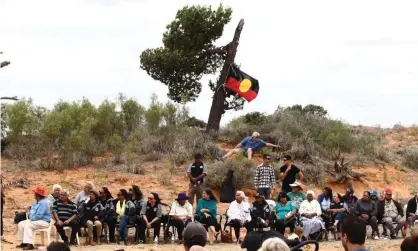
[239,79,252,92]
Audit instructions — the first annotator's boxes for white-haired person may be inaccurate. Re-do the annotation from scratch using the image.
[257,237,290,251]
[47,184,62,211]
[227,191,252,243]
[299,190,325,239]
[222,132,279,160]
[74,181,95,206]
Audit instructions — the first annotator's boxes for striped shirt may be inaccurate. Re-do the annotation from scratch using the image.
[254,163,276,188]
[52,200,78,221]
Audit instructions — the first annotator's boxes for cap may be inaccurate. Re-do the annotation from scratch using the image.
[385,188,393,195]
[183,222,207,244]
[194,153,202,159]
[370,190,378,196]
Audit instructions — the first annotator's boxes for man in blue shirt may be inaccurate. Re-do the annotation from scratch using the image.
[222,132,279,160]
[17,187,51,250]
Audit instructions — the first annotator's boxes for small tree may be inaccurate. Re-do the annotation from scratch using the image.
[140,5,245,131]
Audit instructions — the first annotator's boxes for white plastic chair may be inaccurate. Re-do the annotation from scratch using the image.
[33,221,53,246]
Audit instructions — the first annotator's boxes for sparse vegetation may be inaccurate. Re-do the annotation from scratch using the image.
[2,94,415,189]
[404,147,418,170]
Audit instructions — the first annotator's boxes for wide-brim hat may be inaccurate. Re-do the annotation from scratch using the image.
[32,187,47,197]
[176,192,189,201]
[289,180,304,189]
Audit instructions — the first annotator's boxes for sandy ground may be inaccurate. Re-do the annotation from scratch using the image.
[0,239,406,251]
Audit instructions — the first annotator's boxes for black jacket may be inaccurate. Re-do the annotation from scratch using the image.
[377,199,403,221]
[79,200,104,225]
[251,201,272,221]
[406,196,417,217]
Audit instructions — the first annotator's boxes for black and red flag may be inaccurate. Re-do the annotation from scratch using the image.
[225,67,259,102]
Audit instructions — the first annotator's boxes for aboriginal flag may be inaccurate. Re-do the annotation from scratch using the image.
[225,67,259,102]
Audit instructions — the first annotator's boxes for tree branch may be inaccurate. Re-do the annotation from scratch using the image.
[1,96,19,101]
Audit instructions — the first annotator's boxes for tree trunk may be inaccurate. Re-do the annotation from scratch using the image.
[206,19,244,132]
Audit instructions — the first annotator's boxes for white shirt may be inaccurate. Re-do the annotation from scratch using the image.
[169,201,193,220]
[321,197,331,211]
[299,199,322,217]
[227,200,251,223]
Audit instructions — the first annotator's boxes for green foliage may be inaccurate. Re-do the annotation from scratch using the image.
[205,159,255,189]
[2,93,220,169]
[221,104,384,160]
[140,4,232,102]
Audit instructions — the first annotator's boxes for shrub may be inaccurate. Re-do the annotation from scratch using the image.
[205,159,255,189]
[404,147,418,170]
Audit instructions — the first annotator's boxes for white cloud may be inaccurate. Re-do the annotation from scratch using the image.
[1,0,418,127]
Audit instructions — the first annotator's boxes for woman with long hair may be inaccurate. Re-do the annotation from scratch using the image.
[99,187,116,243]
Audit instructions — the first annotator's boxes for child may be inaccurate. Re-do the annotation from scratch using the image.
[287,226,303,241]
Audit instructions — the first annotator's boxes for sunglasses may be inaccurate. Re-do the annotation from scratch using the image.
[148,197,154,200]
[117,194,122,196]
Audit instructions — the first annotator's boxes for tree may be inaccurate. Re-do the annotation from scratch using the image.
[302,104,328,117]
[140,4,245,132]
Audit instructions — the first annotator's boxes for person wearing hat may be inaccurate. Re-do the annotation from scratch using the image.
[279,155,303,194]
[250,193,272,230]
[168,192,193,242]
[187,153,208,206]
[377,188,404,239]
[254,154,277,199]
[16,187,51,250]
[370,190,379,203]
[222,132,280,160]
[342,187,358,214]
[182,222,208,251]
[287,181,306,210]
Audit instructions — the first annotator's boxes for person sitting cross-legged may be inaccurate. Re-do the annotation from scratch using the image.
[168,193,193,242]
[16,187,51,250]
[52,189,80,246]
[274,192,296,235]
[137,192,163,244]
[79,190,104,246]
[226,191,252,243]
[377,188,405,239]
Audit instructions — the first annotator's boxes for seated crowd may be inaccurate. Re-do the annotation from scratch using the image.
[11,148,418,250]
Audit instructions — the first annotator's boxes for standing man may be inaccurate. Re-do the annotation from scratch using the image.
[222,132,279,160]
[187,153,208,206]
[280,155,303,193]
[254,154,276,199]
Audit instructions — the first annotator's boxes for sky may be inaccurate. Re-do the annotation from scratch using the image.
[1,0,418,128]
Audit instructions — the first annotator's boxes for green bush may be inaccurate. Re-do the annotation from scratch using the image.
[205,159,255,189]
